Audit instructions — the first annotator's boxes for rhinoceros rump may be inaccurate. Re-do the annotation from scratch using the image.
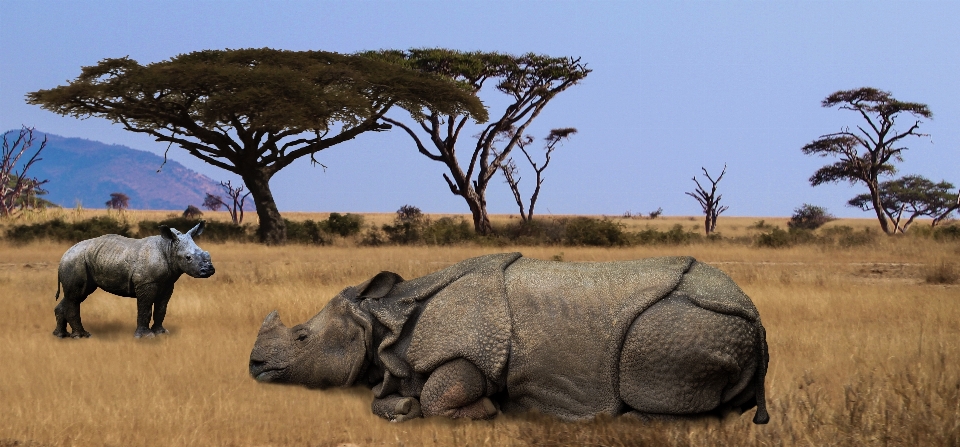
[249,253,769,424]
[54,221,214,338]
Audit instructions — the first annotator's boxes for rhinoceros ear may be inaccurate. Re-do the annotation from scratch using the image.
[188,220,205,237]
[358,271,404,300]
[159,225,179,241]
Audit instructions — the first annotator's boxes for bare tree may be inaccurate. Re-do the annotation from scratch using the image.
[686,165,729,235]
[105,192,130,211]
[1,127,49,218]
[497,127,576,223]
[220,180,251,225]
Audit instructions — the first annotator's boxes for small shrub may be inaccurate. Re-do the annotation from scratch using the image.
[396,205,424,223]
[788,204,836,230]
[563,217,627,246]
[422,217,475,245]
[283,219,330,245]
[496,219,566,245]
[933,225,960,241]
[182,205,203,219]
[360,227,387,246]
[757,227,792,248]
[323,213,364,237]
[382,221,423,244]
[924,261,959,284]
[5,216,132,244]
[648,207,663,219]
[750,220,774,230]
[825,226,877,248]
[138,217,249,243]
[633,224,702,245]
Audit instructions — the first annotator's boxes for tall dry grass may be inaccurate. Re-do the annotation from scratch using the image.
[1,230,958,446]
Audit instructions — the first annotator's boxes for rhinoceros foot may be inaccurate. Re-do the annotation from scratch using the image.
[70,330,92,338]
[134,327,155,339]
[52,328,70,338]
[151,325,170,335]
[392,397,423,422]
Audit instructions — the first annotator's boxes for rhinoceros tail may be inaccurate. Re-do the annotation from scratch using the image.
[751,321,770,424]
[55,276,61,301]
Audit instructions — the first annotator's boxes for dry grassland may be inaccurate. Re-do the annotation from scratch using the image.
[1,214,958,446]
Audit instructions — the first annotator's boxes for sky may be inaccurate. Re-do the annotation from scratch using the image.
[2,0,958,218]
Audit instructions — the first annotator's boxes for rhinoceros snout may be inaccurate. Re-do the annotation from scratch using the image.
[198,264,215,278]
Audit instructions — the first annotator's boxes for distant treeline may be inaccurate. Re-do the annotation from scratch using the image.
[4,214,960,248]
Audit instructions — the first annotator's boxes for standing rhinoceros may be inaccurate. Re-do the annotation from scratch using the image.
[54,221,215,338]
[249,253,769,424]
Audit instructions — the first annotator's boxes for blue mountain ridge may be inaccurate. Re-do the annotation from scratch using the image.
[7,130,224,210]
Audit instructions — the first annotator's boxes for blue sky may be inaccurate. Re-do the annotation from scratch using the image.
[2,1,957,217]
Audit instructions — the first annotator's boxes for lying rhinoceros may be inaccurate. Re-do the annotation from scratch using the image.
[249,253,769,424]
[54,221,215,338]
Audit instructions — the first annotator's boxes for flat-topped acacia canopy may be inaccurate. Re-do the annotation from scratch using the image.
[27,48,487,244]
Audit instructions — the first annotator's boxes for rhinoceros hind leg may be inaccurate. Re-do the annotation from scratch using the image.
[619,293,757,415]
[55,299,90,338]
[421,358,497,419]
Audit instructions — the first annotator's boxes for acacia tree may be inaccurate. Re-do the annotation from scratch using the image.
[802,87,932,235]
[105,192,130,210]
[1,127,49,218]
[848,175,959,232]
[27,48,485,244]
[497,127,576,223]
[685,165,729,235]
[363,49,590,235]
[202,193,223,212]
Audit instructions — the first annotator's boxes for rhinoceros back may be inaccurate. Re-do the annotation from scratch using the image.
[59,235,167,298]
[501,256,694,420]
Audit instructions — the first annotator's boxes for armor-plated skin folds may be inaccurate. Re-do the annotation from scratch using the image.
[54,221,214,338]
[249,253,770,424]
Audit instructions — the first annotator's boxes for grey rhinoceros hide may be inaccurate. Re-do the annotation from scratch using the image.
[249,253,769,424]
[54,221,215,338]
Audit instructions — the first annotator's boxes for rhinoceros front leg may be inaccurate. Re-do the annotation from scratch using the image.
[372,395,423,422]
[134,283,169,338]
[420,358,497,419]
[150,286,175,336]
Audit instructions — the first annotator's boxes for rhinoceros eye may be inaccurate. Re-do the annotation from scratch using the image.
[296,332,309,342]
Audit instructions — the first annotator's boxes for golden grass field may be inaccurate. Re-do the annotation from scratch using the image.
[1,212,958,446]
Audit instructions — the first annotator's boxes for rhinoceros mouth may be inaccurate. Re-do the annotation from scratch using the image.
[253,368,284,382]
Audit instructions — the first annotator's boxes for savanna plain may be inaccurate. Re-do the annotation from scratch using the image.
[1,212,958,446]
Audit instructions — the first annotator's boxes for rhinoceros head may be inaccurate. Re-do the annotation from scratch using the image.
[160,221,215,278]
[249,272,399,388]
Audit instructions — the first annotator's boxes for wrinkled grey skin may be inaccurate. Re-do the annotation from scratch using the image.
[54,221,214,338]
[250,253,769,424]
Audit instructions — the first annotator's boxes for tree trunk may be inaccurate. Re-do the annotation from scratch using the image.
[867,183,893,235]
[241,169,286,245]
[463,188,493,236]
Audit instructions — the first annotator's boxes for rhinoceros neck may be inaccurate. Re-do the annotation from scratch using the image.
[144,235,184,279]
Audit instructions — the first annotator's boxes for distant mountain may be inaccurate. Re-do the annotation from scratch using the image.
[11,130,224,210]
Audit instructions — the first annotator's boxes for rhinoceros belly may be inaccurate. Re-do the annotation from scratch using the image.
[501,257,692,420]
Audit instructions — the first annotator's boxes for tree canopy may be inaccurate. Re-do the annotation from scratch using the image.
[361,48,590,235]
[27,48,486,244]
[848,175,959,232]
[801,87,932,234]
